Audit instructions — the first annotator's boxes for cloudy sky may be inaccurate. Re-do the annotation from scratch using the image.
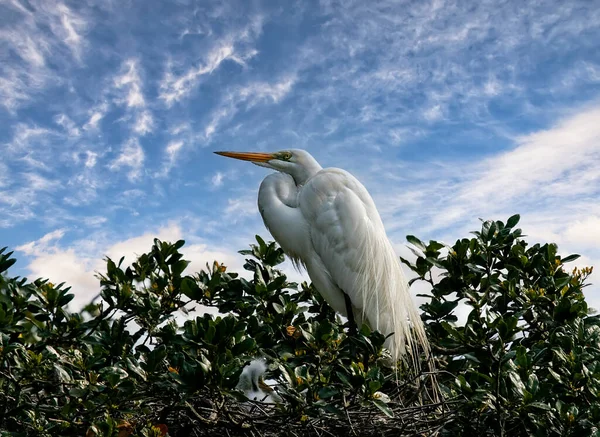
[1,0,599,312]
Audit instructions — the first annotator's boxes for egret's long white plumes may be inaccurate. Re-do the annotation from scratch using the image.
[216,149,431,371]
[356,225,430,368]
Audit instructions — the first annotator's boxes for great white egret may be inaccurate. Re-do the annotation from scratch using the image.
[236,359,282,403]
[215,149,429,367]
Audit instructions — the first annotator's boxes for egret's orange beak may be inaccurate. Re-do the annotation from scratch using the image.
[214,151,274,163]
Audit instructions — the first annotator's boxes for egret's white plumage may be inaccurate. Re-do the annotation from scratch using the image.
[236,359,281,403]
[216,149,430,367]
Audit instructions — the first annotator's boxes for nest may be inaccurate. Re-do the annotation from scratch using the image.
[152,374,460,437]
[171,398,458,437]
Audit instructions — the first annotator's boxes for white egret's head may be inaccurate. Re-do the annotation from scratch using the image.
[214,149,322,184]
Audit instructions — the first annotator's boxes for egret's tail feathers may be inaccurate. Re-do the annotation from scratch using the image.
[357,229,431,370]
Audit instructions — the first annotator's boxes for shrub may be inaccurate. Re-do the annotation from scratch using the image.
[0,215,597,436]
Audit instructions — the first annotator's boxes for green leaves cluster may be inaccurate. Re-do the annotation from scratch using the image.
[1,216,598,436]
[402,215,600,436]
[0,238,400,437]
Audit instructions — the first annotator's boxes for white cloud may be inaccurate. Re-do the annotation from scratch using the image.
[113,61,154,137]
[166,140,184,160]
[82,216,108,227]
[159,17,264,106]
[203,76,296,140]
[422,104,444,122]
[83,102,109,131]
[85,151,98,168]
[363,105,600,238]
[361,105,600,309]
[54,3,86,59]
[85,112,104,130]
[204,107,232,139]
[0,70,32,111]
[157,140,185,177]
[133,110,154,135]
[17,229,67,255]
[225,195,258,221]
[7,123,54,151]
[115,60,146,108]
[564,217,600,249]
[236,77,297,106]
[0,162,8,188]
[211,172,224,188]
[54,113,81,137]
[160,43,236,105]
[109,138,145,182]
[7,34,48,67]
[24,173,61,192]
[0,0,87,110]
[456,106,600,210]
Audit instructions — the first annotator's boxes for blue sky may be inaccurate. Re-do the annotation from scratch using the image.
[1,0,600,312]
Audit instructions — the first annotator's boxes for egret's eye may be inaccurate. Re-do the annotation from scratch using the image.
[279,152,292,161]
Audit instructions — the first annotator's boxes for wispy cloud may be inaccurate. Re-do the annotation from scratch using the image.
[109,138,145,182]
[25,173,61,192]
[203,75,297,140]
[54,113,81,137]
[83,102,109,131]
[236,77,297,106]
[6,123,54,151]
[224,194,258,221]
[364,105,600,238]
[157,140,185,178]
[112,60,155,139]
[17,228,67,256]
[52,3,87,60]
[160,44,236,105]
[211,172,225,188]
[457,107,600,211]
[115,59,146,108]
[133,110,154,135]
[0,0,88,110]
[159,17,265,106]
[84,151,98,168]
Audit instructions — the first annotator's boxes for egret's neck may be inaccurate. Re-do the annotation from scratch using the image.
[290,158,322,186]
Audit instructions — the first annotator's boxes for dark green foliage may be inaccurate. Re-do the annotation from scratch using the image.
[0,216,598,436]
[402,215,599,436]
[0,238,419,437]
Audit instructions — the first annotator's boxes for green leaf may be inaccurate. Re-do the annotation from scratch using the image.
[232,338,256,355]
[561,254,580,263]
[373,399,394,418]
[426,241,445,252]
[126,358,147,381]
[54,364,72,382]
[506,214,520,228]
[528,402,551,411]
[455,375,472,393]
[508,371,526,397]
[318,386,339,399]
[173,239,186,250]
[548,368,564,384]
[462,353,480,364]
[527,374,539,395]
[101,366,129,387]
[406,235,427,251]
[336,371,352,387]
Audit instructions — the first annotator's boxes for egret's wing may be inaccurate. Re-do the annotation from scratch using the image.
[299,169,428,363]
[300,168,387,317]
